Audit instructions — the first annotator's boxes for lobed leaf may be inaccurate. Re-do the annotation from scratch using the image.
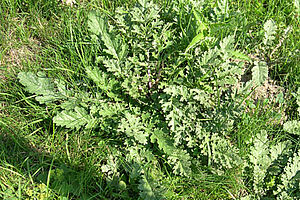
[263,19,277,46]
[53,107,92,129]
[252,61,268,85]
[18,72,66,104]
[283,121,300,135]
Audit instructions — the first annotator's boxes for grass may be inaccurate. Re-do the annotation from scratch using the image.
[0,0,299,199]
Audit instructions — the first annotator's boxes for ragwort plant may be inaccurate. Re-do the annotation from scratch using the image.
[17,0,299,199]
[241,87,299,200]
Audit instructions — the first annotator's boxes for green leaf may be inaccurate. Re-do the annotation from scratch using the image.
[18,72,65,104]
[102,35,120,61]
[167,110,177,132]
[249,130,273,194]
[228,50,251,61]
[220,35,234,52]
[277,150,300,198]
[193,9,208,34]
[88,12,120,60]
[85,66,108,90]
[168,149,192,176]
[295,0,300,14]
[150,130,192,176]
[119,112,149,144]
[88,11,104,36]
[18,72,54,95]
[263,19,277,46]
[185,32,204,53]
[138,175,157,200]
[103,59,122,76]
[252,61,268,85]
[283,120,300,135]
[150,129,174,155]
[53,107,92,129]
[295,87,300,115]
[210,134,243,169]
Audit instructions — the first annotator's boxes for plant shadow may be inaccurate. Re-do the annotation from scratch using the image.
[0,124,107,199]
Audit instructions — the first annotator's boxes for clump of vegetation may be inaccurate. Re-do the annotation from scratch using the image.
[1,0,299,199]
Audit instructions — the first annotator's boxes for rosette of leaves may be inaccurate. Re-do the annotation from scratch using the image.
[18,0,258,199]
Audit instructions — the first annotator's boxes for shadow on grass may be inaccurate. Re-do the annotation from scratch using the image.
[0,121,108,199]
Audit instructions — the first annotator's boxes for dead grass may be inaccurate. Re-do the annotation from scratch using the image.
[0,15,43,80]
[0,38,41,80]
[245,78,287,125]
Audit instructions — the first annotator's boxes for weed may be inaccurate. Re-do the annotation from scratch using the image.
[1,0,299,199]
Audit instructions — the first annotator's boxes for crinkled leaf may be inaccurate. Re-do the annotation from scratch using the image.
[103,59,122,76]
[18,72,54,95]
[53,107,92,129]
[277,150,300,198]
[249,130,272,194]
[295,87,300,115]
[283,120,300,135]
[119,112,149,144]
[252,61,268,85]
[85,66,109,91]
[88,11,104,36]
[263,19,277,46]
[138,175,162,200]
[220,35,234,52]
[150,130,192,176]
[18,72,65,104]
[99,24,119,60]
[88,12,121,60]
[168,149,192,176]
[150,129,174,155]
[210,134,243,169]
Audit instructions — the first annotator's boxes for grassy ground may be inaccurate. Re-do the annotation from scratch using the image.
[0,0,299,199]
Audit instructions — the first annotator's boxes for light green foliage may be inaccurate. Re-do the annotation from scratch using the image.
[138,175,157,200]
[87,0,174,98]
[249,130,273,194]
[53,107,93,130]
[16,0,299,199]
[297,88,300,115]
[138,174,164,200]
[283,88,300,135]
[18,72,68,104]
[118,112,149,145]
[276,150,300,199]
[294,0,300,15]
[17,0,251,197]
[283,121,300,135]
[263,19,277,46]
[251,61,268,85]
[150,129,192,176]
[246,129,299,199]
